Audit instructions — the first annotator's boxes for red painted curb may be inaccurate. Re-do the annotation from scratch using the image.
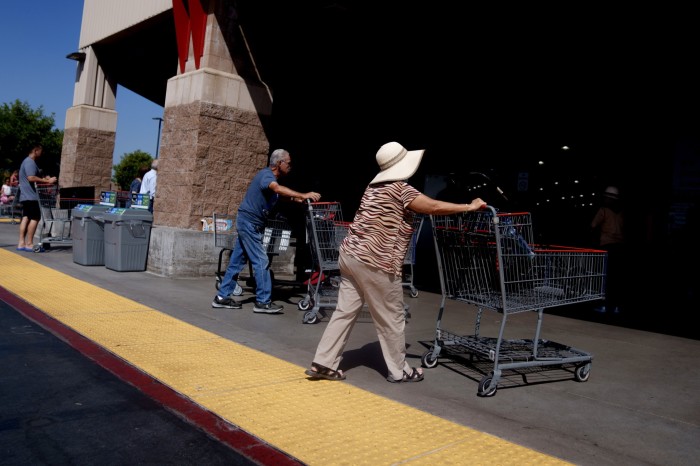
[0,286,303,466]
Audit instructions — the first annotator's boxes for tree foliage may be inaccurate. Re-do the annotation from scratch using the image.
[113,150,153,191]
[0,99,63,178]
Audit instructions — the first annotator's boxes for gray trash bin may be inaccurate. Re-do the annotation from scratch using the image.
[71,204,111,265]
[103,208,154,272]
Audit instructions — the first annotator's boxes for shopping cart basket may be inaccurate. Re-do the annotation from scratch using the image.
[402,214,425,298]
[213,214,295,295]
[421,205,605,397]
[35,183,72,250]
[298,202,348,324]
[212,213,243,295]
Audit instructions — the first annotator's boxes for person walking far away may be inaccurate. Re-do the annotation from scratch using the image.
[16,144,57,253]
[305,141,486,383]
[212,149,321,314]
[139,159,158,213]
[127,165,149,208]
[591,185,626,314]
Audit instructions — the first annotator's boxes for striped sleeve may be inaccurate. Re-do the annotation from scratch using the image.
[341,182,420,275]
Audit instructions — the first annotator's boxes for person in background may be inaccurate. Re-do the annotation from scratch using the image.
[591,185,626,314]
[305,141,486,382]
[1,177,15,204]
[17,144,57,252]
[127,165,149,208]
[212,149,321,314]
[10,169,19,187]
[139,159,158,213]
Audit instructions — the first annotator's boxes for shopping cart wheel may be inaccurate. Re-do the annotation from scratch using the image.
[409,287,419,298]
[297,298,312,311]
[478,374,498,397]
[215,276,221,290]
[421,349,439,369]
[303,311,318,324]
[574,362,592,382]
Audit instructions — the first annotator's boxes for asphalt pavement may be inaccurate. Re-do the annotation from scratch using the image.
[0,299,257,466]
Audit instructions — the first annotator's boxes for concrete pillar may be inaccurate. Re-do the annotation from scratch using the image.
[60,46,118,198]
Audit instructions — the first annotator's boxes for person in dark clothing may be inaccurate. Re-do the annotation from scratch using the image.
[127,165,149,208]
[591,186,626,314]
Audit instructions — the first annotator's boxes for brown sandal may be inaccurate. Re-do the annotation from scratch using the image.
[386,367,424,383]
[305,362,346,380]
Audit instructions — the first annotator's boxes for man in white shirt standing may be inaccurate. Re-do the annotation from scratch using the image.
[139,159,158,213]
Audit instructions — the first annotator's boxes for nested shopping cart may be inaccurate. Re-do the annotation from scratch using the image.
[298,201,349,324]
[421,205,606,397]
[35,183,73,251]
[402,214,425,298]
[212,213,294,295]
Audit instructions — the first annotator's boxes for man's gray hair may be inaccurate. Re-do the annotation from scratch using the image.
[269,149,289,167]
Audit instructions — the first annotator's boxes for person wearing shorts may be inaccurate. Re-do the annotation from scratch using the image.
[17,144,57,252]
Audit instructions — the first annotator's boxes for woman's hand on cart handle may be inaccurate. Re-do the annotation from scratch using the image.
[465,198,487,213]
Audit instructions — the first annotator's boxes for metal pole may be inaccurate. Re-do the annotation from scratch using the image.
[152,117,163,158]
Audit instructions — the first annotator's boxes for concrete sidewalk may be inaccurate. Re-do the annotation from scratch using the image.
[2,220,699,465]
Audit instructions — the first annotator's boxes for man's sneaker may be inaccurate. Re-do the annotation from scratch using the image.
[254,301,284,314]
[212,296,242,309]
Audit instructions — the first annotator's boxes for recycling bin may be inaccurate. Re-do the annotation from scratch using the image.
[71,204,111,265]
[102,208,154,272]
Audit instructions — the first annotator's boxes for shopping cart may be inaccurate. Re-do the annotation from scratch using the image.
[35,183,72,251]
[421,205,606,397]
[298,202,348,324]
[212,213,243,296]
[402,214,425,298]
[298,201,413,325]
[212,214,295,295]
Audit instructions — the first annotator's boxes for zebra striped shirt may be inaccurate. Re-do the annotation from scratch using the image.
[341,181,420,276]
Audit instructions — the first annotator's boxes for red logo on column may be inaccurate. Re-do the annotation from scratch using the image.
[173,0,207,74]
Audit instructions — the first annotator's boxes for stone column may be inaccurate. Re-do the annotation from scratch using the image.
[146,0,278,278]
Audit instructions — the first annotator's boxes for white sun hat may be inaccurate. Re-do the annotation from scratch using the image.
[369,141,425,185]
[604,186,619,198]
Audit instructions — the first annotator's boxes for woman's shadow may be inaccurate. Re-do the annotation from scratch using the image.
[338,341,421,377]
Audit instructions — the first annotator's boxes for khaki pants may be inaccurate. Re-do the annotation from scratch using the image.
[312,252,410,380]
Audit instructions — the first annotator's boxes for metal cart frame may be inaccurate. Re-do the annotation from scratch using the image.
[421,206,606,396]
[402,214,425,298]
[298,202,415,324]
[212,213,243,296]
[35,183,73,251]
[298,202,348,324]
[212,213,296,295]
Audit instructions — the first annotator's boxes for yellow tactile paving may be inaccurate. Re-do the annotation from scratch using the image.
[2,249,570,465]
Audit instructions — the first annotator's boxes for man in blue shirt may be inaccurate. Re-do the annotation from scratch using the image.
[213,149,321,313]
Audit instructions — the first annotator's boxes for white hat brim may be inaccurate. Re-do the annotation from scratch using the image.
[369,149,425,185]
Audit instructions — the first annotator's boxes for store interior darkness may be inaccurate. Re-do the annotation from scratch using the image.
[94,2,699,338]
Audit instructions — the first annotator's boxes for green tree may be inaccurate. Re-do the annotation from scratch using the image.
[113,150,153,191]
[0,99,63,176]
